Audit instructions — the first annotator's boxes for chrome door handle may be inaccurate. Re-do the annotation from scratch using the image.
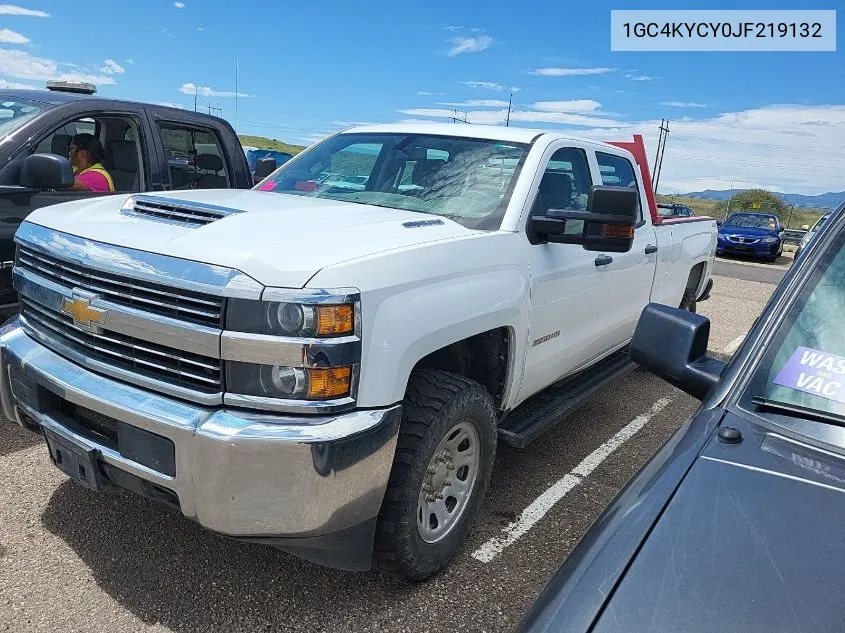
[645,244,658,254]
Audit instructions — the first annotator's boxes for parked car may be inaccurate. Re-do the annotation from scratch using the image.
[519,195,845,633]
[244,147,294,181]
[716,210,785,262]
[0,124,716,580]
[793,208,834,263]
[0,84,253,319]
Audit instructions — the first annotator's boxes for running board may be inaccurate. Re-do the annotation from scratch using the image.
[498,350,638,449]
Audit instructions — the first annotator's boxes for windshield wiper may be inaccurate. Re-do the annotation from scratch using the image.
[752,397,845,427]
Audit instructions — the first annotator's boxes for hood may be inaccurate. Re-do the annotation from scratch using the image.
[22,189,476,288]
[718,224,778,238]
[590,413,845,633]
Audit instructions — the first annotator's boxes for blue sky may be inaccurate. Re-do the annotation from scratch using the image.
[0,0,843,194]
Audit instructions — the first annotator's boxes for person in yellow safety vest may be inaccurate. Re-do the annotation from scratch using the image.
[67,133,115,192]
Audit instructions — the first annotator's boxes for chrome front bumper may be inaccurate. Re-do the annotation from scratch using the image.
[0,319,400,556]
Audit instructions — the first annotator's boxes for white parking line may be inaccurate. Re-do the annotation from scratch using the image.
[722,335,746,355]
[471,398,673,564]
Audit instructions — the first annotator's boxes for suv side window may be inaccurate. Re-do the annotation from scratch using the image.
[158,122,231,190]
[531,147,592,235]
[596,151,642,223]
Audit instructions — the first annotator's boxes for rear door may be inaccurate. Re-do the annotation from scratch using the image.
[145,111,250,191]
[518,144,610,402]
[594,150,658,350]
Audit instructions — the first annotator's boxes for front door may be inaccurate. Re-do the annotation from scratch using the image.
[594,150,658,350]
[518,145,610,403]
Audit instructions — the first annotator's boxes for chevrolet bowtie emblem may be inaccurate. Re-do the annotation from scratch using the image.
[61,292,106,330]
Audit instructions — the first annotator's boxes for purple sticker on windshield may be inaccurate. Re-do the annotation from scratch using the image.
[773,346,845,404]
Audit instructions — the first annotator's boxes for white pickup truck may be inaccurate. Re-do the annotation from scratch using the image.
[0,123,716,580]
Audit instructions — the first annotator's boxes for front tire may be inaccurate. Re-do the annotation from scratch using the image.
[373,369,497,581]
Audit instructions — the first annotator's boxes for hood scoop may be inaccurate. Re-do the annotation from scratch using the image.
[120,194,245,227]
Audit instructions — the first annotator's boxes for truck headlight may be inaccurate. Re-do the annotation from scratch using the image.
[227,362,352,399]
[227,299,354,337]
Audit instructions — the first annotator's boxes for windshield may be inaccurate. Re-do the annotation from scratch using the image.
[723,212,778,229]
[811,213,831,233]
[742,222,845,423]
[254,132,529,230]
[0,97,47,138]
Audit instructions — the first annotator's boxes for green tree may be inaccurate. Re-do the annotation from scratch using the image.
[726,189,787,217]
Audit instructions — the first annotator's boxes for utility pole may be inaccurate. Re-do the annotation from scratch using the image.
[448,109,468,124]
[506,92,512,127]
[194,84,198,112]
[234,54,239,134]
[652,119,670,194]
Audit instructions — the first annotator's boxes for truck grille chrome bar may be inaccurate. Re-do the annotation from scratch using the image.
[17,245,224,328]
[20,297,222,392]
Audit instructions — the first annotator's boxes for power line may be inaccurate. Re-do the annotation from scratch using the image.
[652,119,670,194]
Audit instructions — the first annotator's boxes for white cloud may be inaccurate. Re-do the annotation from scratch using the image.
[178,82,251,98]
[0,78,37,89]
[100,59,125,75]
[444,25,463,32]
[555,105,845,195]
[532,100,602,113]
[0,48,116,84]
[626,74,656,81]
[394,101,845,193]
[174,1,185,7]
[531,67,615,77]
[438,99,510,108]
[125,58,135,65]
[332,120,377,127]
[398,108,626,128]
[416,91,445,96]
[661,101,708,108]
[156,102,185,109]
[0,29,28,43]
[0,5,49,17]
[460,80,504,91]
[448,35,492,57]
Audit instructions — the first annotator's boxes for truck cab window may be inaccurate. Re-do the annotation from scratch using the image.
[32,115,144,192]
[596,151,642,223]
[159,123,231,190]
[531,147,592,235]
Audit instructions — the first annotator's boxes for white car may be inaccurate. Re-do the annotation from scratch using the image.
[0,123,717,580]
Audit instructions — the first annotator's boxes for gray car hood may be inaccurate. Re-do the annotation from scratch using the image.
[592,413,845,633]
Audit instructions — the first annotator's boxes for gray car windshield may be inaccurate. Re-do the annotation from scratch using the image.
[0,97,47,138]
[254,132,529,230]
[743,222,845,423]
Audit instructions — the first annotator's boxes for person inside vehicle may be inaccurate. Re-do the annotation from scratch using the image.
[67,133,115,192]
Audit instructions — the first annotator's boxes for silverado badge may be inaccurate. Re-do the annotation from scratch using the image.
[61,291,105,331]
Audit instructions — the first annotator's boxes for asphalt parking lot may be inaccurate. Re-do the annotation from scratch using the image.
[0,260,781,633]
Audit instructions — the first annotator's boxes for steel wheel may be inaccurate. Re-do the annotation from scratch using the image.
[416,420,480,544]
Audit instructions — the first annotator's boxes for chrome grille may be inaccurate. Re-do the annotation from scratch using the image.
[121,195,243,227]
[20,297,221,393]
[16,245,223,327]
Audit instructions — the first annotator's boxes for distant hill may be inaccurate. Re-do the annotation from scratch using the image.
[238,135,307,155]
[683,189,845,210]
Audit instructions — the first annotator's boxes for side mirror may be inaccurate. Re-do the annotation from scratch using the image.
[254,157,277,181]
[630,303,726,400]
[529,185,638,253]
[19,153,74,190]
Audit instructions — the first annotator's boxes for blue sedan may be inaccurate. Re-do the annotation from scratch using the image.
[716,211,784,262]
